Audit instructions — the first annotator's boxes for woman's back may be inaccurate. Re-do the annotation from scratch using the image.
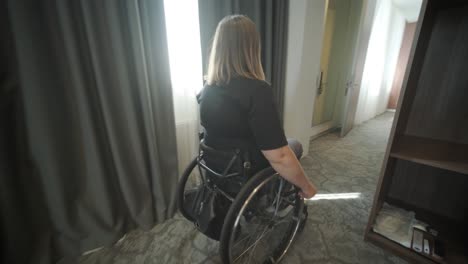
[199,77,287,172]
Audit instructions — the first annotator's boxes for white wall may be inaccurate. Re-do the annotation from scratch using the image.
[354,0,406,124]
[392,0,423,23]
[283,0,327,154]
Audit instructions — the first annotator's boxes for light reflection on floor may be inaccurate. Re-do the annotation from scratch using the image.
[305,192,362,201]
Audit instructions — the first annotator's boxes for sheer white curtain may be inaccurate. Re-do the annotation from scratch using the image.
[163,0,204,173]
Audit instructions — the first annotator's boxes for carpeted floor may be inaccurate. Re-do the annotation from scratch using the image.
[79,112,406,264]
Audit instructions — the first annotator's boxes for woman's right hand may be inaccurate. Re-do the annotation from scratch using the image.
[299,183,317,199]
[262,145,318,200]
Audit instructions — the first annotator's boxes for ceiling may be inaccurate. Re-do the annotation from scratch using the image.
[392,0,423,23]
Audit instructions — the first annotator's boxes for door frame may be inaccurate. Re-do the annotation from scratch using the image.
[310,0,374,139]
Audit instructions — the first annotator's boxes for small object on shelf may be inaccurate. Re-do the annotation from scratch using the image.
[423,239,430,254]
[412,228,424,252]
[413,220,428,232]
[428,227,438,237]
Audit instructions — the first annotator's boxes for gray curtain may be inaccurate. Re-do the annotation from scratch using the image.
[198,0,289,121]
[3,0,178,263]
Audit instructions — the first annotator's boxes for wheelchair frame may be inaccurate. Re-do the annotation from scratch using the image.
[177,142,307,263]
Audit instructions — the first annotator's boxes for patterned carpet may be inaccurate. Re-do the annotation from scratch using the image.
[79,112,406,264]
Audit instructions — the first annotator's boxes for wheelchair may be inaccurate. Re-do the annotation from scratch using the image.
[177,140,308,263]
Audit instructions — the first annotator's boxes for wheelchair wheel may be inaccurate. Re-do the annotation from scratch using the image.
[176,157,198,222]
[219,167,306,264]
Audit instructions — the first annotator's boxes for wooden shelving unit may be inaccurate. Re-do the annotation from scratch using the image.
[365,1,468,263]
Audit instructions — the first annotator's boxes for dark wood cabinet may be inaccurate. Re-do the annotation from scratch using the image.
[365,1,468,263]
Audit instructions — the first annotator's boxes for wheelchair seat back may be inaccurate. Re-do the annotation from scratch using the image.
[198,141,251,195]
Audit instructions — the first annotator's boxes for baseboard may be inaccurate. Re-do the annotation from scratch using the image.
[310,127,338,141]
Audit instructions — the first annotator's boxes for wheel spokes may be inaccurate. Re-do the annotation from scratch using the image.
[234,225,270,263]
[230,177,299,263]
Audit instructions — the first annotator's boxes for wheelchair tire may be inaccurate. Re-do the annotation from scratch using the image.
[176,157,198,222]
[219,167,305,264]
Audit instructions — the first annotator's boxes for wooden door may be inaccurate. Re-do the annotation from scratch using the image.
[387,23,417,109]
[340,0,377,136]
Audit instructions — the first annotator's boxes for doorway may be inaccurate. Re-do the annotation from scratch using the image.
[310,0,364,138]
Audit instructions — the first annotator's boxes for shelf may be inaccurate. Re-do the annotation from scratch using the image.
[367,200,468,264]
[366,231,438,264]
[390,135,468,175]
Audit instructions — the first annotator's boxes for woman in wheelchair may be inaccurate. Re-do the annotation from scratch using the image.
[178,15,317,263]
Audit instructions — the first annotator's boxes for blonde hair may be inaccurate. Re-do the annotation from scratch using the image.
[206,15,265,85]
